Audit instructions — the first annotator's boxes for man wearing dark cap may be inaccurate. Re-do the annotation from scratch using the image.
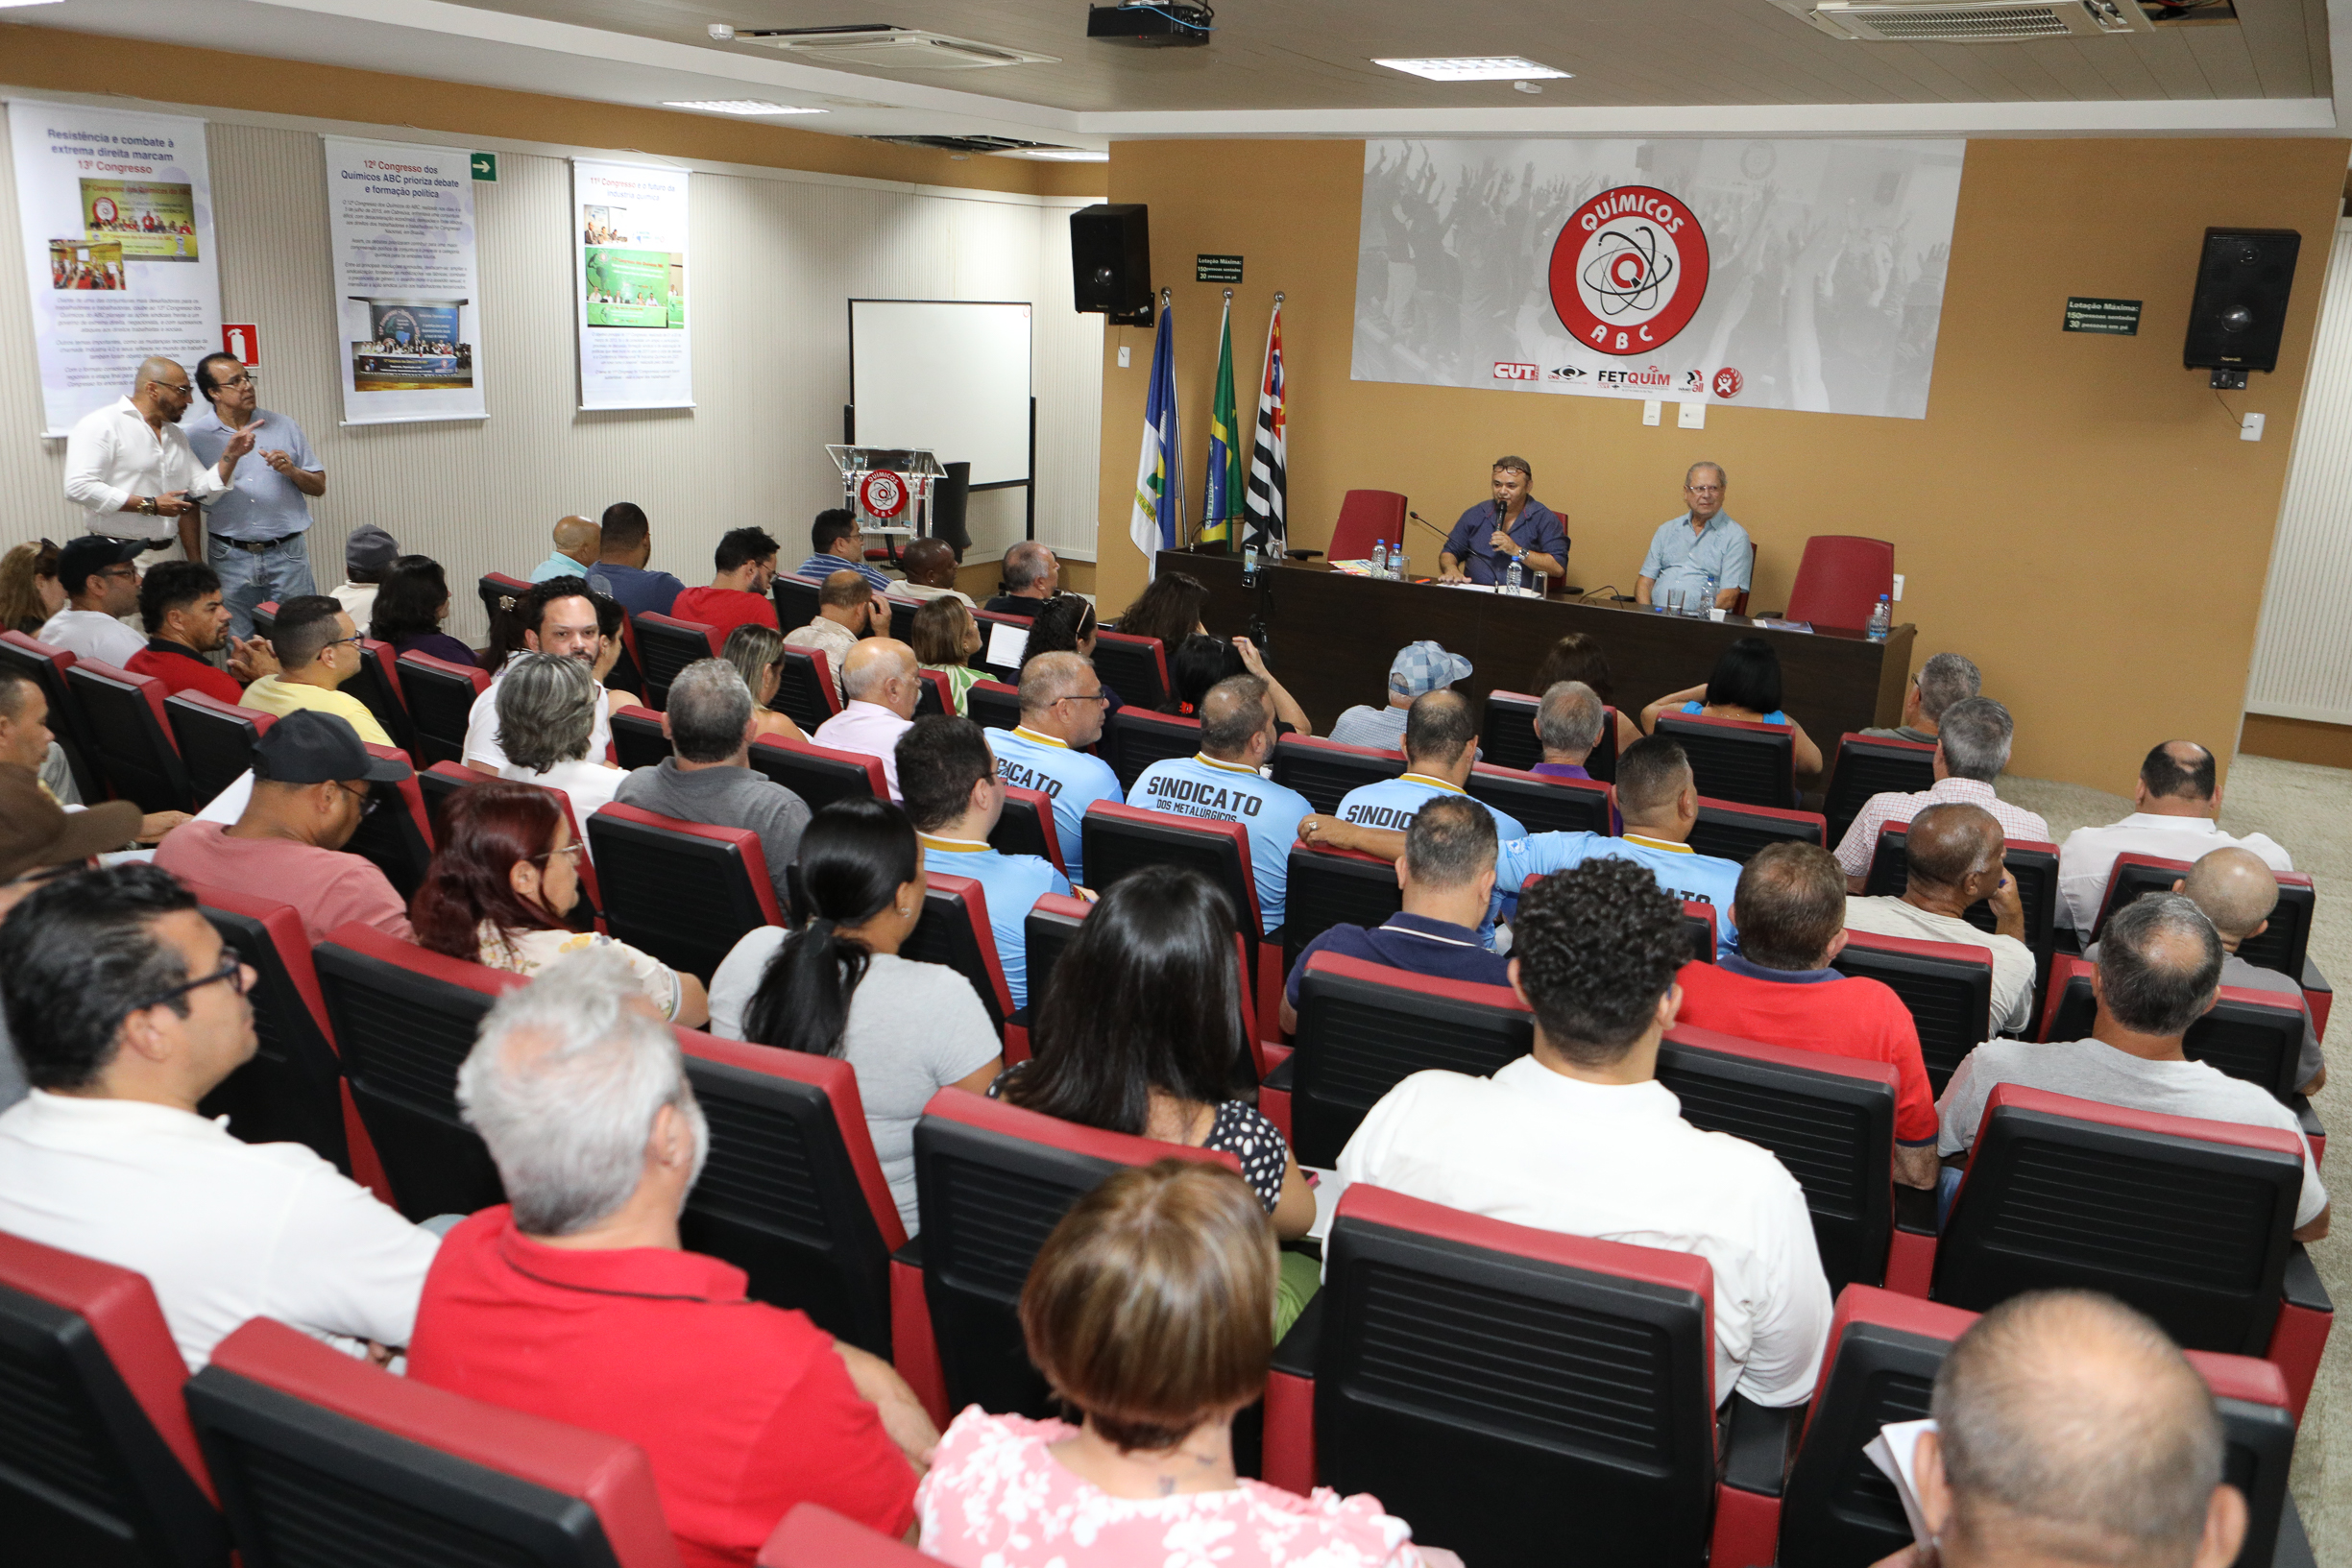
[0,766,143,1111]
[152,710,416,944]
[36,536,147,665]
[328,525,401,627]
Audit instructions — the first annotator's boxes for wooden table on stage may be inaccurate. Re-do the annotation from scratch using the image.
[1162,549,1915,757]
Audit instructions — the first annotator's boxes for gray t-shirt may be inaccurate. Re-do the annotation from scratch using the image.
[2080,944,2323,1092]
[1858,725,1936,745]
[613,760,808,908]
[1937,1038,2327,1228]
[1327,704,1408,752]
[708,935,1000,1236]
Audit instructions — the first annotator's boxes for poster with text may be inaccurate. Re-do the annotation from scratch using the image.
[8,100,220,435]
[1353,138,1966,420]
[323,137,484,424]
[573,159,691,410]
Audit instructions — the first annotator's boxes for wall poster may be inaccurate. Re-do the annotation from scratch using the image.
[573,159,691,410]
[322,136,485,425]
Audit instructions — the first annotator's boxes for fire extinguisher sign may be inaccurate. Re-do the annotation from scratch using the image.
[222,324,259,367]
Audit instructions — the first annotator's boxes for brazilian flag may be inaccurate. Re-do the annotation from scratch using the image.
[1201,296,1241,548]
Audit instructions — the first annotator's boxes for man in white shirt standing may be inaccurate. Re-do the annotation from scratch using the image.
[37,536,149,666]
[61,356,258,560]
[0,862,439,1371]
[2056,742,2292,933]
[1337,855,1833,1409]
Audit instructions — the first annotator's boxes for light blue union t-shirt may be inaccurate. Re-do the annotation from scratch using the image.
[918,834,1072,1010]
[987,725,1123,888]
[1336,773,1527,946]
[1494,831,1744,958]
[1128,752,1314,932]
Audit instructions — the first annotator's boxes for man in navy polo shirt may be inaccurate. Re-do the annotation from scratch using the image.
[1129,675,1314,934]
[584,501,684,618]
[1438,455,1567,587]
[987,651,1122,886]
[1281,795,1510,1032]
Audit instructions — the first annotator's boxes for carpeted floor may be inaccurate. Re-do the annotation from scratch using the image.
[1999,757,2346,1564]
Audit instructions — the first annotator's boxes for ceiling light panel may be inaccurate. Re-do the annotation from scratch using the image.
[661,100,826,114]
[1372,56,1573,82]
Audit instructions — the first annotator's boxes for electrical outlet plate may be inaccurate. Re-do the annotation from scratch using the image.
[2241,412,2265,442]
[1678,400,1706,429]
[1892,573,1904,601]
[1642,399,1661,426]
[1117,345,1130,369]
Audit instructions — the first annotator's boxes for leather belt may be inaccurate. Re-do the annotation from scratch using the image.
[211,532,304,554]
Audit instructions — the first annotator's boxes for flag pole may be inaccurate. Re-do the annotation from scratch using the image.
[1163,287,1184,554]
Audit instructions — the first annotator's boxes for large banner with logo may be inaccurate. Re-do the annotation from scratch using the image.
[1353,138,1966,420]
[572,159,691,410]
[323,137,485,425]
[8,99,221,435]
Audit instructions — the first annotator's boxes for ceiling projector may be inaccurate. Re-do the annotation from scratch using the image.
[1087,3,1213,46]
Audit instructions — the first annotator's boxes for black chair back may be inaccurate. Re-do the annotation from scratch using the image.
[772,573,824,634]
[163,692,265,807]
[1020,894,1091,1018]
[1468,764,1611,836]
[0,632,105,800]
[1689,798,1828,864]
[992,786,1064,872]
[347,642,417,755]
[748,735,882,812]
[391,652,482,767]
[611,704,668,770]
[965,679,1022,734]
[1270,734,1404,813]
[339,764,434,902]
[192,889,351,1174]
[64,663,191,813]
[1656,712,1797,808]
[1102,707,1201,791]
[1477,689,1542,772]
[2239,878,2316,980]
[1822,734,1936,847]
[588,805,780,981]
[631,613,715,712]
[1778,1294,1961,1568]
[1282,845,1405,973]
[1831,931,1993,1098]
[773,646,839,732]
[1092,630,1170,710]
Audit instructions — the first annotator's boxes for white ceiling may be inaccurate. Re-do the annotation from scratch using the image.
[12,0,2351,143]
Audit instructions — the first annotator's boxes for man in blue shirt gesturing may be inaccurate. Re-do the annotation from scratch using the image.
[1438,455,1567,587]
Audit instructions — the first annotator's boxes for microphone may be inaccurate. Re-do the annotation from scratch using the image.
[1405,510,1452,543]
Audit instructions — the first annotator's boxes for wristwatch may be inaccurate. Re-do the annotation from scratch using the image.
[137,495,158,517]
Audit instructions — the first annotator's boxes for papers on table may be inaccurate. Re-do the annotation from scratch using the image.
[1863,1418,1937,1549]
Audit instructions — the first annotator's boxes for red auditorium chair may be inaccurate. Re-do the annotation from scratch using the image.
[0,1231,230,1567]
[249,600,279,640]
[1863,822,2062,966]
[588,803,783,981]
[163,690,270,807]
[2091,851,2332,1038]
[185,1318,680,1568]
[612,701,668,770]
[632,612,719,711]
[1688,796,1828,865]
[1930,1086,2334,1419]
[1656,710,1799,808]
[1263,1185,1788,1568]
[770,571,824,633]
[474,570,531,635]
[417,758,477,831]
[394,649,488,766]
[1101,705,1201,791]
[1270,732,1404,813]
[1822,732,1936,847]
[337,741,435,901]
[675,1030,905,1358]
[347,639,418,756]
[1280,841,1405,974]
[902,871,1019,1053]
[963,677,1021,734]
[1323,488,1407,563]
[991,784,1067,875]
[1476,688,1543,772]
[1831,929,1994,1098]
[884,594,920,645]
[760,1503,931,1568]
[64,659,192,813]
[750,732,885,810]
[424,765,604,928]
[1778,536,1896,631]
[893,1089,1239,1425]
[913,667,952,717]
[0,629,104,800]
[1468,761,1612,835]
[1681,899,1721,963]
[773,645,840,733]
[1092,628,1171,710]
[313,922,522,1220]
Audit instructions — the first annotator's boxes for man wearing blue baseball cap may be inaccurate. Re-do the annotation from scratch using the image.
[1328,639,1473,753]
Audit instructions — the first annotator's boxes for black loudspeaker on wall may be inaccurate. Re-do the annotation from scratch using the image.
[2183,228,2300,389]
[1071,203,1152,326]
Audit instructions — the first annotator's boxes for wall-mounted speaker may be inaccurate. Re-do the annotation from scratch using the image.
[2183,228,2300,387]
[1071,203,1152,326]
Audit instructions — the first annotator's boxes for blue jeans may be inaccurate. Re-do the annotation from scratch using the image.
[208,533,317,639]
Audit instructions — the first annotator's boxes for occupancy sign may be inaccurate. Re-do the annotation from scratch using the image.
[2063,297,2141,335]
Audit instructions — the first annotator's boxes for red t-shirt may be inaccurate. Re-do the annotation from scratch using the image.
[124,639,244,706]
[407,1209,916,1568]
[152,821,415,946]
[669,586,779,642]
[1673,957,1938,1145]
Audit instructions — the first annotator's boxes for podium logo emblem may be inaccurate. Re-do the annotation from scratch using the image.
[858,469,909,519]
[1548,185,1711,358]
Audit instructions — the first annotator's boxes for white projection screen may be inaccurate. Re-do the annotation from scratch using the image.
[849,299,1032,488]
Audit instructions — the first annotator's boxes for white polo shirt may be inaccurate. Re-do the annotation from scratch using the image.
[2055,812,2293,932]
[0,1091,441,1371]
[1336,1055,1833,1408]
[38,607,147,667]
[62,396,231,542]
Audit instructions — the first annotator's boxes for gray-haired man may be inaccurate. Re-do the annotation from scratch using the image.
[1862,651,1980,746]
[614,659,809,907]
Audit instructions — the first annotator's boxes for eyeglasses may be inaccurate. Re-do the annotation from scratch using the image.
[1058,691,1112,706]
[95,565,138,582]
[125,953,251,1015]
[149,379,192,396]
[332,782,382,817]
[215,373,252,389]
[531,842,586,864]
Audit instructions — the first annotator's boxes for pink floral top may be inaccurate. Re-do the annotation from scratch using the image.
[917,1410,1429,1568]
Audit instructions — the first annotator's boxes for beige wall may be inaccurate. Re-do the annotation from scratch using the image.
[1092,138,2347,792]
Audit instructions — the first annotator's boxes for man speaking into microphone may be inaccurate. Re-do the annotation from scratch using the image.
[1436,455,1568,586]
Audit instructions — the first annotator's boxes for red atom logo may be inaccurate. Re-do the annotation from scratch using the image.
[858,469,908,519]
[1712,367,1743,399]
[1548,185,1710,358]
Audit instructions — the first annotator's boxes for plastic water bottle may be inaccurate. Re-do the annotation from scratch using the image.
[1394,550,1409,581]
[1506,556,1523,595]
[1867,594,1891,641]
[1700,572,1717,615]
[1370,538,1389,576]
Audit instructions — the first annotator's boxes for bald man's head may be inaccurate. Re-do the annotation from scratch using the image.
[840,637,915,703]
[900,537,958,589]
[1934,1291,2231,1568]
[2180,846,2279,943]
[1198,674,1273,760]
[552,516,599,562]
[1905,802,2005,892]
[135,355,184,390]
[2141,741,2219,806]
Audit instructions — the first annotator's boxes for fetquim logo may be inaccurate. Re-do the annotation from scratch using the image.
[1548,185,1711,357]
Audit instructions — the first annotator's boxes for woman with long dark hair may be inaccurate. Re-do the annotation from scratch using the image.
[1113,570,1210,652]
[1640,635,1824,777]
[1020,595,1123,712]
[367,555,477,666]
[707,795,1002,1233]
[412,780,706,1025]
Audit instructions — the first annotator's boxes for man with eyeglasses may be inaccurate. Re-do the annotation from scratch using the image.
[1635,462,1751,614]
[183,352,326,639]
[154,710,416,945]
[36,535,149,666]
[986,651,1122,887]
[61,355,259,561]
[0,860,439,1372]
[0,765,144,1112]
[236,595,392,747]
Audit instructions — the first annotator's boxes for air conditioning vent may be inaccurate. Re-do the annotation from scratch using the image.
[1769,0,2148,40]
[864,134,1057,154]
[726,24,1058,69]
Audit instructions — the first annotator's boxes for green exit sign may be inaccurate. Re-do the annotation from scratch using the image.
[470,152,498,182]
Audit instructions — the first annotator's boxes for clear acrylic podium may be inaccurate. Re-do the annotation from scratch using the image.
[827,446,947,542]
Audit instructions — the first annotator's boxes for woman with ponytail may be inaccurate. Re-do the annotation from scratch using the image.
[707,795,1003,1233]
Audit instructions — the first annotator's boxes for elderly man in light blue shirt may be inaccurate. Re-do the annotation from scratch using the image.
[182,352,324,639]
[1636,462,1750,614]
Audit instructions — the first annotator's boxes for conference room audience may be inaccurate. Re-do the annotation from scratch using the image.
[412,953,931,1564]
[2055,741,2292,933]
[1532,632,1642,756]
[1844,802,2035,1038]
[1876,1291,2251,1568]
[1337,856,1832,1408]
[812,639,921,802]
[1019,594,1122,712]
[0,862,440,1372]
[527,515,600,583]
[237,593,390,744]
[327,524,400,625]
[1862,650,1980,745]
[1281,795,1510,1033]
[1131,676,1314,933]
[718,623,808,741]
[2084,846,2324,1094]
[1328,639,1472,752]
[1671,842,1938,1188]
[38,535,147,665]
[367,554,478,667]
[1530,680,1607,779]
[1339,690,1525,843]
[465,578,616,773]
[615,660,809,910]
[989,650,1122,886]
[672,526,783,640]
[784,570,885,702]
[998,867,1316,1322]
[124,560,273,703]
[897,714,1071,1009]
[894,536,973,606]
[1833,697,2049,889]
[585,500,685,617]
[918,1161,1446,1568]
[707,797,1001,1234]
[0,765,143,1110]
[1114,566,1210,650]
[1640,635,1824,778]
[493,652,627,824]
[155,712,415,943]
[0,538,63,634]
[909,595,982,714]
[983,540,1062,617]
[1937,894,2327,1240]
[795,508,893,594]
